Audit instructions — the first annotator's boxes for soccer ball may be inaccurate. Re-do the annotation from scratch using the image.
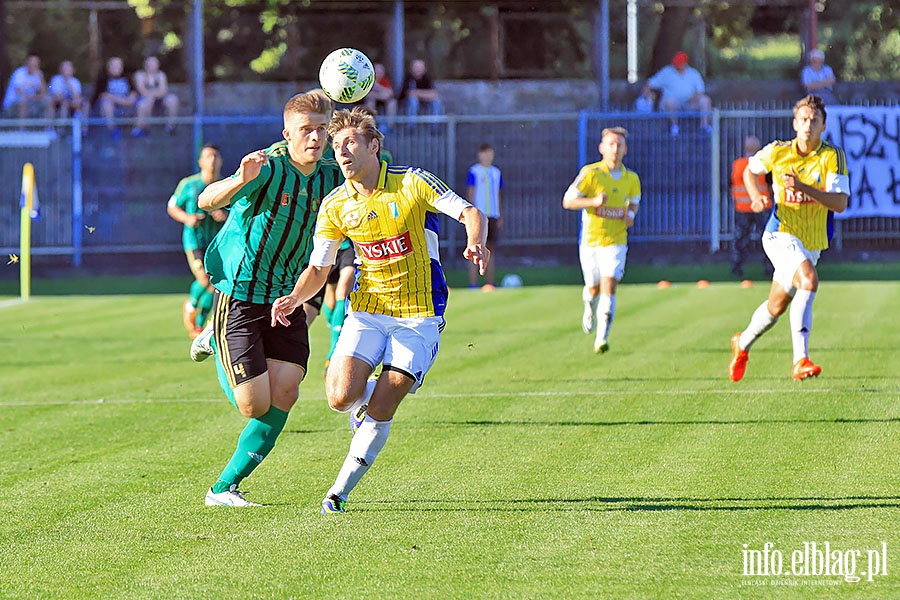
[319,48,375,104]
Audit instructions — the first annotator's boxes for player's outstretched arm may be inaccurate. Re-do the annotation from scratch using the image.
[271,265,331,327]
[459,206,490,276]
[198,150,269,211]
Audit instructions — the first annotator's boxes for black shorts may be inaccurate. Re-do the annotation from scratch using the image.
[212,291,310,387]
[327,245,357,285]
[487,217,501,246]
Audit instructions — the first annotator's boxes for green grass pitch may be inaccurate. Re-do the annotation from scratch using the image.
[1,281,898,598]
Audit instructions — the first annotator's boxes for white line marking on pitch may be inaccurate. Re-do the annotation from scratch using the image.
[0,298,27,309]
[0,388,886,407]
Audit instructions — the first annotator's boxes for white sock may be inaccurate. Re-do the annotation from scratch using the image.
[790,290,815,363]
[328,415,391,500]
[596,293,615,342]
[332,378,376,414]
[739,301,779,351]
[583,286,599,312]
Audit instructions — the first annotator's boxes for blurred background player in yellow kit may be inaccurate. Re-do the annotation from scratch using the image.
[563,126,641,354]
[271,106,488,514]
[729,95,849,382]
[167,143,227,337]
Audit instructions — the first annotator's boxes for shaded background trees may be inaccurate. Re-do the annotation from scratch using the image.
[1,0,896,94]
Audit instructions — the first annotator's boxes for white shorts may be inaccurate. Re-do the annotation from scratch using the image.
[333,311,443,393]
[579,244,628,286]
[762,231,820,295]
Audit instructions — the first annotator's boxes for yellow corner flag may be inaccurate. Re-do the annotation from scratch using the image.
[19,162,37,300]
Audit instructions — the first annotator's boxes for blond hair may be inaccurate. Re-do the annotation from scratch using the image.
[284,89,333,118]
[601,126,629,141]
[327,105,384,152]
[793,94,826,123]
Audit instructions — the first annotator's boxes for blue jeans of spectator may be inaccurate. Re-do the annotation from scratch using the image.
[405,96,443,134]
[405,96,443,117]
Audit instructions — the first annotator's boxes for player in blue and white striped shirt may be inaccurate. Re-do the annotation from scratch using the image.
[466,143,503,288]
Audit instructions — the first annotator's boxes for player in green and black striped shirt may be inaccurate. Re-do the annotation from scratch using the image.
[190,89,343,507]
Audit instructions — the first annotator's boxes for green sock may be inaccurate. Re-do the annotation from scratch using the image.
[327,299,346,360]
[212,406,289,493]
[196,288,214,327]
[322,303,334,327]
[189,280,205,306]
[211,337,236,407]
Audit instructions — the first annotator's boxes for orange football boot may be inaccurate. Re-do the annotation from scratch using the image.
[729,333,749,382]
[182,300,198,334]
[791,357,822,381]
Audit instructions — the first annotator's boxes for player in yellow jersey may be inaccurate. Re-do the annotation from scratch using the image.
[729,95,849,382]
[270,106,488,513]
[562,126,641,353]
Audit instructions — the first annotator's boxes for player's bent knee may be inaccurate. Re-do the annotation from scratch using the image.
[270,389,299,413]
[236,400,269,419]
[325,385,355,412]
[326,396,351,412]
[234,388,271,419]
[798,272,819,291]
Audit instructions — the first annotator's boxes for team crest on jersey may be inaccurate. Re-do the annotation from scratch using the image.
[310,198,320,212]
[344,211,361,228]
[356,230,413,261]
[281,192,290,207]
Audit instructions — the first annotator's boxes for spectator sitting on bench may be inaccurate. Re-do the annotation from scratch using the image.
[2,54,52,119]
[399,58,443,118]
[92,56,138,137]
[133,55,179,137]
[49,60,89,120]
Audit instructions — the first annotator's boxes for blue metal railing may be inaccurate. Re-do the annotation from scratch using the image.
[1,107,898,264]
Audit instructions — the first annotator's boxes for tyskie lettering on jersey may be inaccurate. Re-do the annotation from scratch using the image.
[783,188,818,205]
[356,230,413,261]
[594,206,627,219]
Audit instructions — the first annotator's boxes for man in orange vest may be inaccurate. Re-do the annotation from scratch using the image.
[731,135,772,278]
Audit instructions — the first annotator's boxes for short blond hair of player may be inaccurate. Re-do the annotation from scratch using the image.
[729,94,850,382]
[563,126,642,354]
[270,106,488,513]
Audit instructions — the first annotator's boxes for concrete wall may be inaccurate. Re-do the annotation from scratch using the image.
[169,79,900,116]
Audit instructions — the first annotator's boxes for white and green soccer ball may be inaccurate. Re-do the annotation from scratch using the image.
[319,48,375,103]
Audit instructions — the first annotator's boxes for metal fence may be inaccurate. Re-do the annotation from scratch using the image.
[2,109,898,266]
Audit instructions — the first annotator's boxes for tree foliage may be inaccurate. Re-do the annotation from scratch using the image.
[823,3,900,81]
[1,0,898,85]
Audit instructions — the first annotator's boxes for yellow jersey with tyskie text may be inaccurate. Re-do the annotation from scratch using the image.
[567,161,641,247]
[749,139,849,251]
[310,162,471,318]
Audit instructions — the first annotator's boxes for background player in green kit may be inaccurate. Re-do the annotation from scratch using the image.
[190,90,343,507]
[167,143,227,338]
